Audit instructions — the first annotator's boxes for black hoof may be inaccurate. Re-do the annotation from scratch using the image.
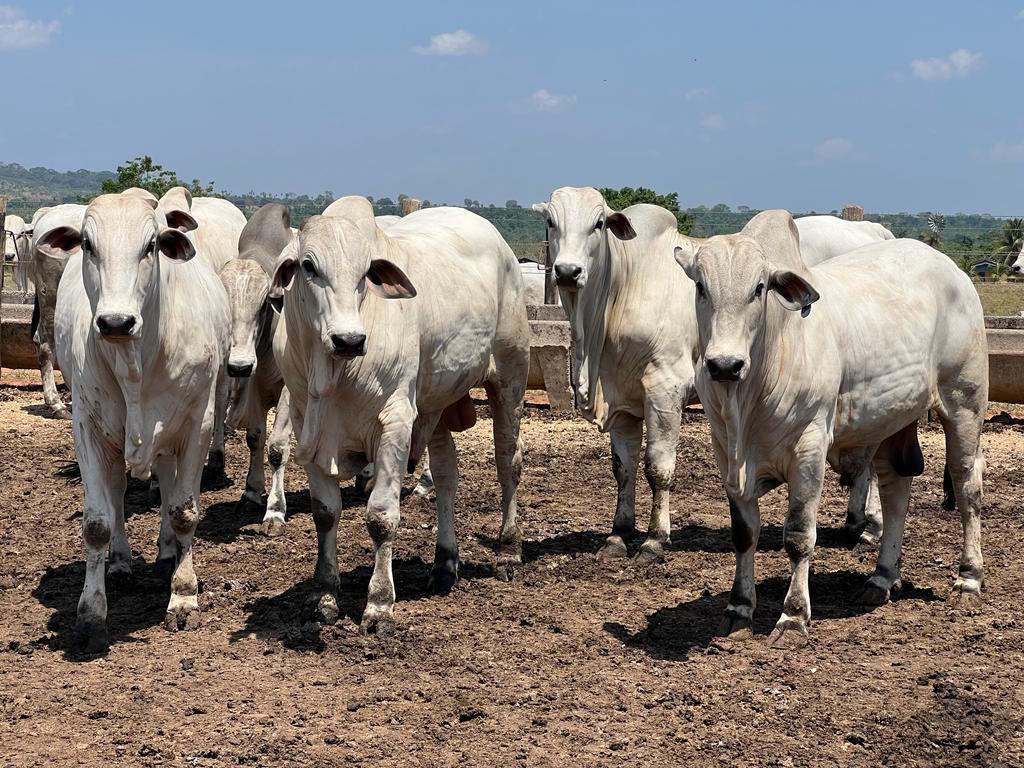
[73,620,110,654]
[716,610,753,639]
[427,567,458,595]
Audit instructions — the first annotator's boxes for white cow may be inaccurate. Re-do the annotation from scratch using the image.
[519,258,557,306]
[219,203,294,535]
[674,210,986,645]
[271,196,529,633]
[49,193,230,652]
[533,187,699,564]
[4,214,33,292]
[794,215,895,266]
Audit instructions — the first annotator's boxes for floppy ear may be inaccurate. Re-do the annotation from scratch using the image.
[365,259,416,299]
[269,248,299,312]
[769,269,819,315]
[606,212,636,240]
[673,245,698,282]
[157,227,196,261]
[165,209,198,232]
[36,226,82,257]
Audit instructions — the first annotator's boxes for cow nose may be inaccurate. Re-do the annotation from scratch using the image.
[706,356,746,382]
[554,263,583,287]
[1013,265,1021,274]
[330,332,367,357]
[96,313,136,338]
[227,362,254,378]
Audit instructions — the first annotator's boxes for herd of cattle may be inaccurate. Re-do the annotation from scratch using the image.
[2,186,987,653]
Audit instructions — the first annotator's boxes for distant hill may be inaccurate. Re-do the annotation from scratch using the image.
[1,161,1009,266]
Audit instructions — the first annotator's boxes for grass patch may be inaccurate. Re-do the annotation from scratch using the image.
[975,282,1024,316]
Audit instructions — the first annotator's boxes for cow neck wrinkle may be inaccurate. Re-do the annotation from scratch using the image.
[567,230,615,426]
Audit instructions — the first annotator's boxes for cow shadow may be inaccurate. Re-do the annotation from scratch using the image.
[230,556,497,651]
[603,570,940,660]
[30,557,173,661]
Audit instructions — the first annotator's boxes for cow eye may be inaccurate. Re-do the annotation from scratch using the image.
[695,281,706,298]
[754,282,764,300]
[302,258,317,278]
[594,219,603,231]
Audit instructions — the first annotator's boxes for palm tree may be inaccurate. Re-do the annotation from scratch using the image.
[994,218,1024,266]
[955,254,977,279]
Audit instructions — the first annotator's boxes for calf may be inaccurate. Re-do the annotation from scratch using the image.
[50,194,230,651]
[675,210,986,645]
[272,197,529,633]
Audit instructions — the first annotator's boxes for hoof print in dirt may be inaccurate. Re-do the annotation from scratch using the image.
[163,606,201,632]
[261,518,287,537]
[597,537,628,560]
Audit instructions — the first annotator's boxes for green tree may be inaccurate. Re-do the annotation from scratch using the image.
[598,186,692,234]
[992,218,1024,265]
[505,199,520,209]
[99,155,216,198]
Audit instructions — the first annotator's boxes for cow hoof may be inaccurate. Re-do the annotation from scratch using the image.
[495,552,522,583]
[949,580,983,610]
[201,467,231,491]
[716,610,753,639]
[313,593,340,625]
[856,582,890,607]
[632,540,665,567]
[261,518,287,537]
[427,567,458,595]
[54,407,73,421]
[767,617,809,649]
[106,564,134,592]
[838,521,867,549]
[852,536,880,555]
[359,607,395,637]
[597,536,628,560]
[73,620,109,654]
[163,605,201,632]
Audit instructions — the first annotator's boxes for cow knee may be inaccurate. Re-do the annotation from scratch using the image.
[644,457,673,492]
[365,501,399,545]
[311,499,337,534]
[82,510,111,549]
[784,512,815,562]
[170,497,198,535]
[268,443,284,470]
[729,499,755,553]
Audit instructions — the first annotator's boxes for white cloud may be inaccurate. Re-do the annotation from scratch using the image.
[0,5,60,50]
[412,29,485,56]
[686,87,714,102]
[910,48,982,81]
[815,137,852,159]
[991,141,1024,162]
[700,113,724,129]
[529,89,575,112]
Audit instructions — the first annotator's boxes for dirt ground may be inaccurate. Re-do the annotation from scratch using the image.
[1,376,1023,768]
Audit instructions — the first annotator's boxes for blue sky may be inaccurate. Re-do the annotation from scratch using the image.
[2,2,1022,213]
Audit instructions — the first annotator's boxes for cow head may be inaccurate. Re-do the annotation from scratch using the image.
[271,199,416,360]
[674,211,819,384]
[532,186,635,292]
[220,259,272,377]
[35,194,195,342]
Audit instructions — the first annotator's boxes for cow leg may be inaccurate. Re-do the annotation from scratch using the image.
[840,464,883,550]
[155,454,178,568]
[413,461,435,498]
[599,416,643,560]
[263,388,291,537]
[635,399,682,566]
[360,421,412,635]
[426,426,459,594]
[484,379,525,579]
[75,447,123,652]
[719,494,761,638]
[203,371,229,488]
[769,444,826,648]
[939,410,985,605]
[242,426,266,507]
[106,466,132,588]
[857,452,912,607]
[306,464,342,624]
[35,320,69,419]
[163,447,204,632]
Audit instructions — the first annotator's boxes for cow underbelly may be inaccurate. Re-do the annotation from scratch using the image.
[833,368,934,448]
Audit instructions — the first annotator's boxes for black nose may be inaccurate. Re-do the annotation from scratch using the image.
[227,362,254,378]
[330,332,367,357]
[706,356,746,382]
[96,313,136,338]
[1013,265,1021,274]
[554,263,582,287]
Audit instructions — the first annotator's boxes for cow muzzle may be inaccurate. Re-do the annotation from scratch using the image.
[227,360,255,378]
[553,263,584,289]
[330,332,367,359]
[95,312,139,342]
[706,355,748,383]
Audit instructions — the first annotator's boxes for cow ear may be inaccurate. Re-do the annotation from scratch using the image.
[674,245,697,281]
[606,212,636,241]
[270,251,299,310]
[532,202,549,217]
[165,210,198,233]
[769,269,819,314]
[365,259,416,299]
[157,227,196,261]
[36,226,82,257]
